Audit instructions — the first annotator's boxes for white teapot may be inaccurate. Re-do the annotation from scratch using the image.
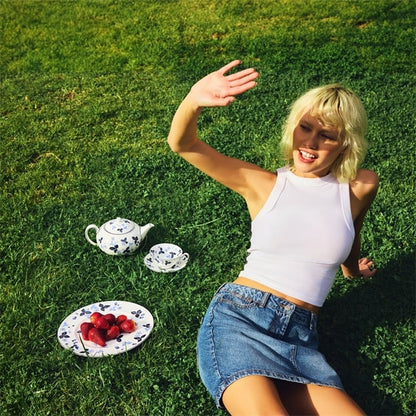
[85,217,154,256]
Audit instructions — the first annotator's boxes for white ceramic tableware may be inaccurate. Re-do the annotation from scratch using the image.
[85,217,154,255]
[144,252,189,273]
[149,243,189,269]
[57,300,154,357]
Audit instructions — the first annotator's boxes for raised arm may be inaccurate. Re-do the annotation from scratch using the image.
[167,60,276,218]
[168,60,259,151]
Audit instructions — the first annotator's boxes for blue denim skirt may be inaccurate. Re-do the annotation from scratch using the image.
[197,283,344,409]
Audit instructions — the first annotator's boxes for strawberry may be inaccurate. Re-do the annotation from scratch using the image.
[106,325,120,340]
[103,313,116,325]
[95,316,110,330]
[90,312,103,325]
[80,322,94,341]
[88,327,106,347]
[116,314,127,326]
[120,319,136,333]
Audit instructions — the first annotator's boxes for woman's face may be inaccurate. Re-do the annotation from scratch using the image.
[292,112,344,178]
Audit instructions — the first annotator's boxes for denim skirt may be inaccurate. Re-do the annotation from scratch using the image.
[197,283,344,409]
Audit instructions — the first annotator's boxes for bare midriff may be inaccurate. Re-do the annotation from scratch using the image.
[234,276,320,314]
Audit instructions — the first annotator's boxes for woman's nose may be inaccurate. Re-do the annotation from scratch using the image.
[304,134,318,149]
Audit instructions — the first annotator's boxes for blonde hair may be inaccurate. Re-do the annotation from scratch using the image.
[281,84,368,182]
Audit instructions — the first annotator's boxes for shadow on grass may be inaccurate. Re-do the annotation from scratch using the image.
[319,250,415,415]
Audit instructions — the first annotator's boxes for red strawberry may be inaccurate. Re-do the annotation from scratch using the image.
[80,322,94,341]
[95,316,110,330]
[88,328,106,347]
[116,314,127,326]
[120,319,136,333]
[103,313,116,325]
[106,325,120,340]
[90,312,103,325]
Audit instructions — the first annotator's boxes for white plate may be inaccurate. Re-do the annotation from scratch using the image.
[144,253,188,273]
[57,301,153,357]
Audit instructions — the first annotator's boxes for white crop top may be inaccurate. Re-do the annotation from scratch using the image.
[239,167,355,307]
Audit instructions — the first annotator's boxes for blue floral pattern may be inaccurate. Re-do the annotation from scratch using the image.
[57,301,153,357]
[85,219,154,256]
[145,243,189,272]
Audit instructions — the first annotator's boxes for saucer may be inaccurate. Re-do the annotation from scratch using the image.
[144,253,188,273]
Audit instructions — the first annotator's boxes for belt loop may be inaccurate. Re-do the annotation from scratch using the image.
[259,291,271,308]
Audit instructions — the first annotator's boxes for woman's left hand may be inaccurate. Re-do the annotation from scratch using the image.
[358,257,377,278]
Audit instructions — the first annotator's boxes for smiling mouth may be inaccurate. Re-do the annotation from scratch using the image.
[299,150,317,160]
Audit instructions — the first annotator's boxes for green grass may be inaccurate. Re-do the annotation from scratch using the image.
[1,0,415,414]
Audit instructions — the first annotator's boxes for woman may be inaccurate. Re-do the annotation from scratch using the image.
[168,60,378,415]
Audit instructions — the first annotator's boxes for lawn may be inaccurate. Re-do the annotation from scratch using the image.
[1,0,415,415]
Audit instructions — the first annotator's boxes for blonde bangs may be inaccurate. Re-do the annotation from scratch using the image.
[280,84,368,183]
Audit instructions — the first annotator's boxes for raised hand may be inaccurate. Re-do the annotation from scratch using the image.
[188,60,259,108]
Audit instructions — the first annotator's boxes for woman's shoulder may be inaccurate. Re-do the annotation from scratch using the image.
[349,169,379,214]
[351,169,379,192]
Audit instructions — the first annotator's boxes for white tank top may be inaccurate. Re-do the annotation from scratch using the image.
[239,167,355,307]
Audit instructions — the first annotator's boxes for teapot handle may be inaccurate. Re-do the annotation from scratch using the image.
[85,224,99,246]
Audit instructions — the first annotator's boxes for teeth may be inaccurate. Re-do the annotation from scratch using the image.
[300,150,316,159]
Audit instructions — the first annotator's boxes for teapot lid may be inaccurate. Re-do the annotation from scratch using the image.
[104,218,135,235]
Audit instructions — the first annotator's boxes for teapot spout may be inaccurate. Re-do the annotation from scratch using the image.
[140,223,154,239]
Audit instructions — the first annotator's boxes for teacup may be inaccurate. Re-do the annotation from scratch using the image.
[149,243,189,270]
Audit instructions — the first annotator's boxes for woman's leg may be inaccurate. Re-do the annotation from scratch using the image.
[306,384,365,415]
[222,375,289,416]
[276,380,366,416]
[222,376,366,416]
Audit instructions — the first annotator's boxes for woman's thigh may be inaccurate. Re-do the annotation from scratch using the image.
[276,380,365,416]
[222,375,289,416]
[222,376,365,416]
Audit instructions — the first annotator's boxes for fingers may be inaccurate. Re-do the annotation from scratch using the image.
[218,60,242,75]
[228,70,259,89]
[225,66,259,96]
[361,257,371,263]
[359,257,373,267]
[228,80,258,97]
[219,60,259,83]
[219,72,258,102]
[195,60,257,107]
[362,268,377,279]
[358,257,377,279]
[227,67,258,82]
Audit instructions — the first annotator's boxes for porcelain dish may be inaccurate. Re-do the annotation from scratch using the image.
[57,300,153,357]
[144,252,189,273]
